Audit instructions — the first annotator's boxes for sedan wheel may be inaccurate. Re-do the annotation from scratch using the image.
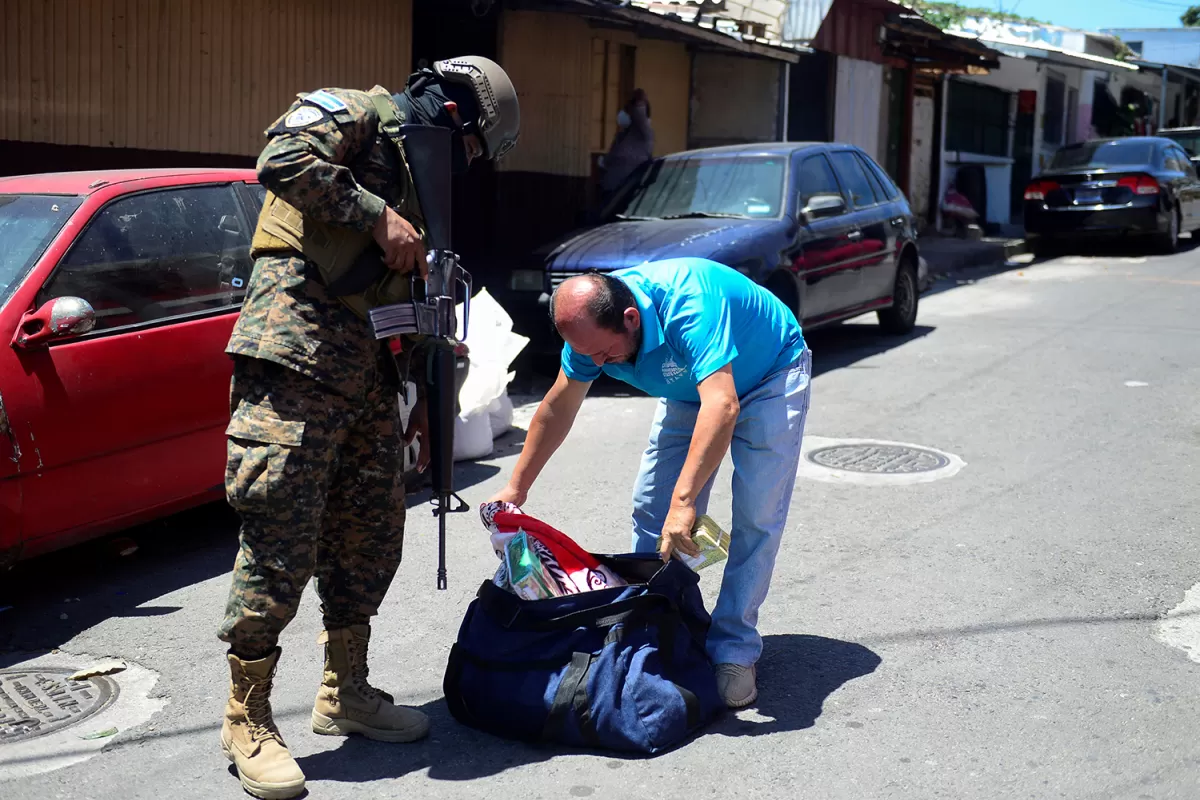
[877,261,918,335]
[1157,208,1180,255]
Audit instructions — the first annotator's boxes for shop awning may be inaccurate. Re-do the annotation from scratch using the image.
[882,12,1003,73]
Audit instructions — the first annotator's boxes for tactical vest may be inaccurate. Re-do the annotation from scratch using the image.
[250,93,427,322]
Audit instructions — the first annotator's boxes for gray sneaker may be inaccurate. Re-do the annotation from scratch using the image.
[715,663,758,708]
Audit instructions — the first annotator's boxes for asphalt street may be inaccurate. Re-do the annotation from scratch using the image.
[4,240,1200,799]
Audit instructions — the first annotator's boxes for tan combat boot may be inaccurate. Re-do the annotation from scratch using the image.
[311,624,431,743]
[220,648,306,800]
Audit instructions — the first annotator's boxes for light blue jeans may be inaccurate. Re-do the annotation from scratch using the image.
[631,349,811,667]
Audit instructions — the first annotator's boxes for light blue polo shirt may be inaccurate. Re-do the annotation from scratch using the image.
[561,258,806,402]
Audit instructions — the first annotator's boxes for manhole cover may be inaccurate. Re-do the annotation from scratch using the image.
[807,443,950,474]
[0,668,119,745]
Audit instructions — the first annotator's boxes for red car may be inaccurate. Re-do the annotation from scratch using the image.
[0,168,267,568]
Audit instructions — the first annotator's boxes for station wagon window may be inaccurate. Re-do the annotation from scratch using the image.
[38,185,253,333]
[828,151,880,209]
[855,154,892,204]
[860,153,901,201]
[797,154,845,210]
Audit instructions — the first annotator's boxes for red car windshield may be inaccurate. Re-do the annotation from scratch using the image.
[0,194,83,304]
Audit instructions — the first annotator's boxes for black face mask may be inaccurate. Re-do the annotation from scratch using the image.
[392,72,482,175]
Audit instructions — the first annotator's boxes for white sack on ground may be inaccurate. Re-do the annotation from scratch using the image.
[489,391,514,439]
[454,407,494,461]
[453,288,529,461]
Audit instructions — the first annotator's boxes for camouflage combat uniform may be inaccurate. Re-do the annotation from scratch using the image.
[218,86,425,659]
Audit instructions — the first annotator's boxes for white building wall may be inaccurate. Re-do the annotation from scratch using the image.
[833,56,884,162]
[909,91,936,222]
[1106,29,1200,69]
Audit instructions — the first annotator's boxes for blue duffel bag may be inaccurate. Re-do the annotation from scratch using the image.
[443,553,726,754]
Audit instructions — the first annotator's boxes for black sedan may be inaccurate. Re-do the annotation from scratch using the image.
[1024,136,1200,255]
[504,142,928,354]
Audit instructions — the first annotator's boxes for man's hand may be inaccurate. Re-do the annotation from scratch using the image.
[659,503,701,564]
[402,396,430,473]
[373,206,428,278]
[487,484,528,509]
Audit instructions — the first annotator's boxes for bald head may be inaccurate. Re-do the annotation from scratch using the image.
[549,272,642,367]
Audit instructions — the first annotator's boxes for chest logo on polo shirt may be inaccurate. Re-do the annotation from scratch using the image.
[661,356,686,384]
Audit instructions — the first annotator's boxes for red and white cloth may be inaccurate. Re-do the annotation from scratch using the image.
[479,501,626,596]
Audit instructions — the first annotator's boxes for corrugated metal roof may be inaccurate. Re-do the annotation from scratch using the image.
[783,0,835,43]
[609,0,811,56]
[968,35,1140,72]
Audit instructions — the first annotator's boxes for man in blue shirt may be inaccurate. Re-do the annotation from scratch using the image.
[489,257,811,708]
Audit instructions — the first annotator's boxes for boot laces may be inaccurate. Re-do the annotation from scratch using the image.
[347,636,382,700]
[243,680,283,744]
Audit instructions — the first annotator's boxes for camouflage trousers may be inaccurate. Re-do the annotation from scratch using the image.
[217,355,407,659]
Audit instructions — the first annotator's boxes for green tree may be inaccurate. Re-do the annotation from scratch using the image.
[1182,6,1200,26]
[910,0,1047,31]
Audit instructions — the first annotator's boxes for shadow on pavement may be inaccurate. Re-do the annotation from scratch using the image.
[710,633,881,738]
[294,698,556,784]
[0,456,506,659]
[1032,234,1200,262]
[294,632,880,785]
[0,503,241,659]
[923,234,1200,302]
[806,324,935,379]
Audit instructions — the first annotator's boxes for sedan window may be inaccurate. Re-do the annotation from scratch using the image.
[1167,146,1196,177]
[1050,140,1155,170]
[829,151,881,209]
[38,185,253,332]
[1163,132,1200,157]
[0,194,82,306]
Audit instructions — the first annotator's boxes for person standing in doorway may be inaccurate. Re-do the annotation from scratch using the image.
[599,88,655,209]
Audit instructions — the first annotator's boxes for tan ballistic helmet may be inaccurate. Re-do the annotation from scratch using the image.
[433,56,521,160]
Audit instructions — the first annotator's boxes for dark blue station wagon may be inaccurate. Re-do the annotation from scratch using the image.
[509,142,927,351]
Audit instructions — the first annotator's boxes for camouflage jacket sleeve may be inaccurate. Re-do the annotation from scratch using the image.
[256,88,387,233]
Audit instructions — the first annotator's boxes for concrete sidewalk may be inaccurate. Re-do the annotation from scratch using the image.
[919,232,1027,277]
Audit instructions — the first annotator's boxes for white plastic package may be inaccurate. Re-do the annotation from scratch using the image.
[451,288,529,461]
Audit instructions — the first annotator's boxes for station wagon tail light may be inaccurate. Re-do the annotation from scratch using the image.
[1024,180,1060,200]
[1117,174,1160,195]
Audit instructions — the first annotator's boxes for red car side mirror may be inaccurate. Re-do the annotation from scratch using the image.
[12,297,97,349]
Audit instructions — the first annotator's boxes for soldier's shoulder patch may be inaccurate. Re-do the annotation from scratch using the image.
[284,105,326,129]
[266,102,332,137]
[304,90,349,113]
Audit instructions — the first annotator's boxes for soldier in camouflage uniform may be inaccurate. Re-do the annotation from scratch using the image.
[216,57,520,800]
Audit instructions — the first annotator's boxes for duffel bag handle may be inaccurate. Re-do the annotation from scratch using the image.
[478,581,681,632]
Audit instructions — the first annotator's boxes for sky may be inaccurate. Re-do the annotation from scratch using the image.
[998,0,1192,32]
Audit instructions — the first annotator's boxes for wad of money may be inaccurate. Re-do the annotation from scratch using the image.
[660,515,731,572]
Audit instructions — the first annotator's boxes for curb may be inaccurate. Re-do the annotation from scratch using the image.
[925,238,1028,278]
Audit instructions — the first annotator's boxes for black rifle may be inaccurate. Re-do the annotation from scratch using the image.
[367,124,471,590]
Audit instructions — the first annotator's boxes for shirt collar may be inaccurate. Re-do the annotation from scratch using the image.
[625,277,664,356]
